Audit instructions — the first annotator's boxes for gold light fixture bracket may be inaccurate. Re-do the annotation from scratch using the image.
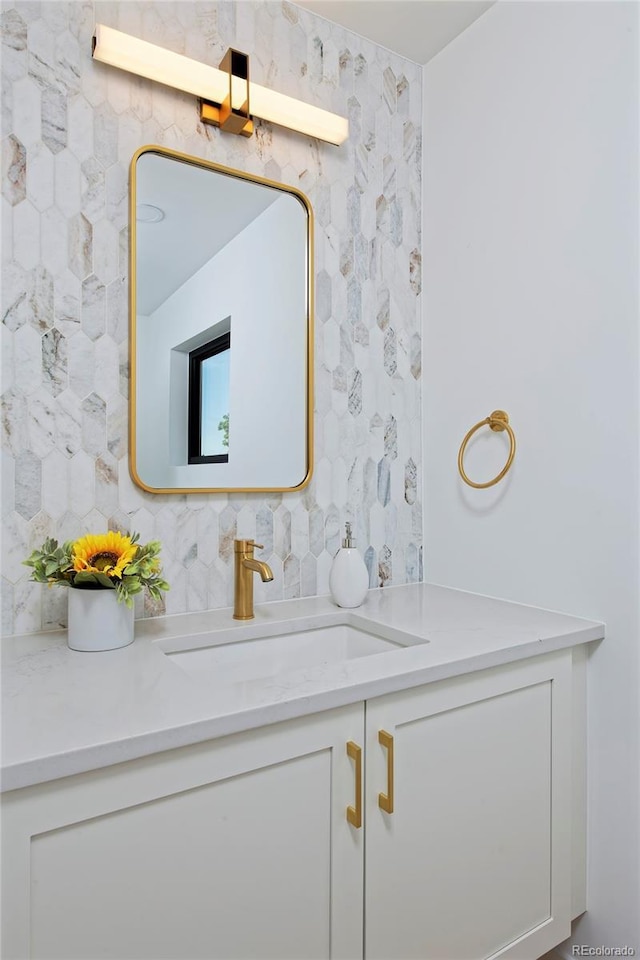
[200,48,253,138]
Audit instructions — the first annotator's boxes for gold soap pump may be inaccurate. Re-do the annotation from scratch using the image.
[329,522,369,608]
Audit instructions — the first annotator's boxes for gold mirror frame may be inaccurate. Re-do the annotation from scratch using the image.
[129,145,314,494]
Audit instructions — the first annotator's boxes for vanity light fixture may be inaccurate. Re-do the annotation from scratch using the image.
[92,24,349,146]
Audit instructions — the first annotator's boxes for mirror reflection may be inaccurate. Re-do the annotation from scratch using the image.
[131,146,313,493]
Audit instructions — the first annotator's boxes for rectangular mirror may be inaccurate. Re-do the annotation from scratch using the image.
[130,146,313,493]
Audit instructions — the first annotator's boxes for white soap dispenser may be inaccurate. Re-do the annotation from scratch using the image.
[329,522,369,608]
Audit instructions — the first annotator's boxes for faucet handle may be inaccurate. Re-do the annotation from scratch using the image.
[234,538,264,553]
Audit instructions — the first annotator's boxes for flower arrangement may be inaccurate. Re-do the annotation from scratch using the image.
[24,531,169,608]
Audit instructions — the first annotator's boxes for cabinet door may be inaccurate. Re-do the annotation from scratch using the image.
[2,704,364,960]
[365,652,572,960]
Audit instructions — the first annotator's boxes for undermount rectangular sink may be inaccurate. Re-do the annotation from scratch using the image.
[163,624,403,685]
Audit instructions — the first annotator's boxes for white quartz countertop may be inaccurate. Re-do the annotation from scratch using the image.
[1,583,603,792]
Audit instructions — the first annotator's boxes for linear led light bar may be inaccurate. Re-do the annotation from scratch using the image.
[92,24,349,146]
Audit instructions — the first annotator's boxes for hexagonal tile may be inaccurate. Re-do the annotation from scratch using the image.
[410,332,421,379]
[377,456,390,506]
[107,276,128,345]
[316,269,332,324]
[95,453,119,518]
[193,507,217,567]
[175,507,198,567]
[2,203,13,263]
[340,319,357,374]
[348,368,362,416]
[378,544,392,585]
[40,574,68,630]
[1,578,15,635]
[308,506,324,557]
[2,260,27,330]
[290,503,309,559]
[27,264,53,333]
[13,199,40,270]
[384,415,397,460]
[68,331,95,399]
[339,237,353,278]
[81,274,105,340]
[94,334,119,403]
[347,275,361,326]
[41,327,68,397]
[314,362,332,421]
[54,388,82,457]
[3,508,29,583]
[322,318,340,372]
[273,504,291,560]
[117,112,144,165]
[364,545,377,587]
[218,504,237,563]
[41,205,69,275]
[14,323,42,395]
[28,141,57,215]
[3,134,26,206]
[2,8,27,82]
[332,457,348,507]
[283,553,300,600]
[324,503,340,557]
[93,102,119,169]
[80,156,105,223]
[54,148,81,218]
[409,248,421,296]
[13,579,42,635]
[186,558,208,610]
[81,391,106,458]
[323,409,340,461]
[14,449,41,520]
[67,94,94,164]
[68,213,92,280]
[404,457,417,505]
[106,69,131,117]
[68,450,96,519]
[25,389,55,458]
[42,87,67,155]
[54,268,81,337]
[390,198,403,247]
[93,218,120,286]
[316,549,333,596]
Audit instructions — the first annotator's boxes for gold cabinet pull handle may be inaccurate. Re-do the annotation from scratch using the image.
[346,741,362,828]
[458,410,516,489]
[378,730,394,814]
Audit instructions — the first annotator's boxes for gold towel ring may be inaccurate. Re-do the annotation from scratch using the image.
[458,410,516,489]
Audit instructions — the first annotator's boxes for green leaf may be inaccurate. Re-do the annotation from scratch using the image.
[94,573,116,589]
[73,571,98,585]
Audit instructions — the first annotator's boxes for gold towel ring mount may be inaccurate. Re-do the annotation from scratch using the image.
[458,410,516,489]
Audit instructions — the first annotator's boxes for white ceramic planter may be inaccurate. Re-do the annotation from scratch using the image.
[67,588,134,652]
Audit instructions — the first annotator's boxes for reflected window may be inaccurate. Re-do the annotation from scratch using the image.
[188,332,230,463]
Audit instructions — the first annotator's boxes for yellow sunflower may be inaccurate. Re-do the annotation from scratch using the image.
[72,532,138,580]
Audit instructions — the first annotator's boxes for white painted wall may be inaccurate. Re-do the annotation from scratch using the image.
[423,1,639,950]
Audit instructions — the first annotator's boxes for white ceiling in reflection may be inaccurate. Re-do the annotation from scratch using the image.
[135,153,279,315]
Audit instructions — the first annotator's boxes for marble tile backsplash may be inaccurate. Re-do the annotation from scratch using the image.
[1,0,422,636]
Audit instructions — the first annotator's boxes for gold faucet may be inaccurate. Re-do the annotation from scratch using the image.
[233,539,274,620]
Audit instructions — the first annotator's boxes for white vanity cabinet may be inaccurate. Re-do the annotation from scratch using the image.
[1,649,581,960]
[364,650,574,960]
[1,705,365,960]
